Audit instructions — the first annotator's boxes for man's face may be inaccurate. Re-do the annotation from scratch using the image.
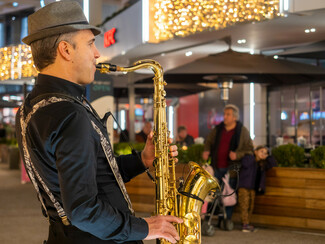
[179,130,187,140]
[70,30,100,85]
[223,108,237,126]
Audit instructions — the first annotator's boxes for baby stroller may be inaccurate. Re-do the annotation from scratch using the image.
[201,172,237,236]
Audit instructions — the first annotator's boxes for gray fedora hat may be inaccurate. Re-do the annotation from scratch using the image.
[22,1,101,45]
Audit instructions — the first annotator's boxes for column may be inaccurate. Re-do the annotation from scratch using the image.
[243,83,267,146]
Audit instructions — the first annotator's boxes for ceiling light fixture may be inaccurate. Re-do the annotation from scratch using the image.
[185,51,192,56]
[305,28,316,33]
[237,39,246,44]
[13,2,18,7]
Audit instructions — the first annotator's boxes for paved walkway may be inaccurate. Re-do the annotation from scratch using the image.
[1,163,325,244]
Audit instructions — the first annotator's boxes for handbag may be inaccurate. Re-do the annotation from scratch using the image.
[222,173,237,207]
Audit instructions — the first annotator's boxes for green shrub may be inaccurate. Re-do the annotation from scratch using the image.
[176,144,205,164]
[176,145,189,164]
[0,138,17,146]
[187,144,205,164]
[113,142,145,156]
[114,142,206,165]
[310,146,325,169]
[271,144,305,167]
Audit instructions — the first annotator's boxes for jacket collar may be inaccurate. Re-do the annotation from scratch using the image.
[34,74,86,102]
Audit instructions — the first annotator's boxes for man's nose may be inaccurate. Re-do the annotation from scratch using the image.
[94,45,100,59]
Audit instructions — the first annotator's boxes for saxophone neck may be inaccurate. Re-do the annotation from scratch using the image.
[96,59,163,76]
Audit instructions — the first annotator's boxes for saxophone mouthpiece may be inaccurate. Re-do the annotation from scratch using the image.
[96,63,119,72]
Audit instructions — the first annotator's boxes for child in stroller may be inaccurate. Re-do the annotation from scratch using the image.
[201,165,239,236]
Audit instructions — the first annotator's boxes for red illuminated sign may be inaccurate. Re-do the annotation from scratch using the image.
[104,28,116,47]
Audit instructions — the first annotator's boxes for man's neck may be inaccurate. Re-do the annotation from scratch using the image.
[224,122,236,131]
[40,62,77,85]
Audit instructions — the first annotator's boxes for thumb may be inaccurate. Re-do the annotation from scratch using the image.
[148,131,154,139]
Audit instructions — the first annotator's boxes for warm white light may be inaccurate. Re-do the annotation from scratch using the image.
[83,0,89,21]
[281,111,287,120]
[305,29,310,33]
[284,0,289,11]
[153,0,280,41]
[185,51,192,56]
[168,106,174,139]
[121,110,126,130]
[237,39,246,44]
[142,0,149,43]
[250,82,255,140]
[310,28,316,32]
[121,50,126,55]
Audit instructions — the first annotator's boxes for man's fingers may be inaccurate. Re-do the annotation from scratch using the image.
[144,215,182,242]
[163,215,183,224]
[161,233,178,243]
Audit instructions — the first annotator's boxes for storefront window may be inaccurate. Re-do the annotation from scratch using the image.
[0,21,4,47]
[311,88,322,146]
[268,90,281,146]
[281,87,295,145]
[296,86,311,147]
[268,82,325,148]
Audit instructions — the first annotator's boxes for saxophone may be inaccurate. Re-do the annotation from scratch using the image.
[97,59,220,244]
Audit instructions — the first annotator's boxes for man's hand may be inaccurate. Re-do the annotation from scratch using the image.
[202,151,210,161]
[141,132,178,168]
[144,215,183,243]
[141,132,155,168]
[229,151,237,161]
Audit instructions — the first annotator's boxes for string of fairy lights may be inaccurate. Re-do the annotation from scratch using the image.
[152,0,280,41]
[0,44,37,81]
[0,1,281,81]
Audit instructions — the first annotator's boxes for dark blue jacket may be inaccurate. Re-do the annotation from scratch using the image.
[239,154,277,192]
[16,74,147,243]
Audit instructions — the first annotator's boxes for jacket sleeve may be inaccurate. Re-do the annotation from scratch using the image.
[235,126,254,160]
[241,154,255,169]
[116,151,147,183]
[204,128,216,152]
[265,155,278,170]
[52,107,148,242]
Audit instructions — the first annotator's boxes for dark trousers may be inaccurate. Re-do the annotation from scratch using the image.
[46,221,143,244]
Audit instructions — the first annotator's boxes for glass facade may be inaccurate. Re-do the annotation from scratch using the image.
[268,82,325,148]
[0,9,34,47]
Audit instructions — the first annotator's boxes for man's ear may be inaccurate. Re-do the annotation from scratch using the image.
[57,41,73,61]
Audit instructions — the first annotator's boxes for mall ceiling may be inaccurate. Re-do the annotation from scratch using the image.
[2,1,325,98]
[110,8,325,70]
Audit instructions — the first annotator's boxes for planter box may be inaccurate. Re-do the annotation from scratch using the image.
[234,167,325,231]
[127,165,325,231]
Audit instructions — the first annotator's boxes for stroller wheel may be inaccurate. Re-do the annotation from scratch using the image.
[221,219,234,231]
[202,221,216,236]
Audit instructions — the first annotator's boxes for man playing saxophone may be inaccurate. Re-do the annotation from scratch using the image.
[16,1,182,244]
